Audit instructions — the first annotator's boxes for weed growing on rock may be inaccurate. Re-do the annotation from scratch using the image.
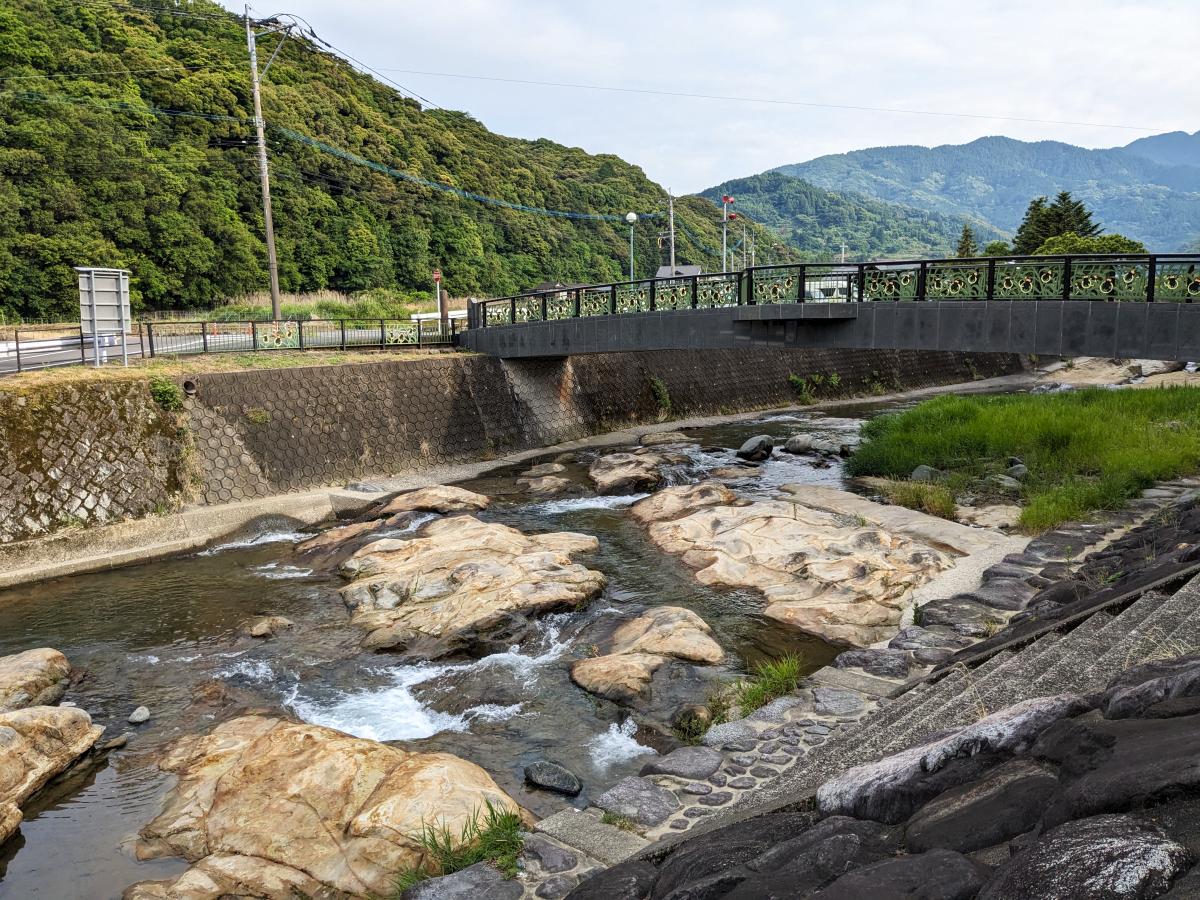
[600,811,640,833]
[392,799,524,894]
[788,373,815,405]
[735,654,803,713]
[244,407,271,425]
[148,376,183,412]
[648,375,672,418]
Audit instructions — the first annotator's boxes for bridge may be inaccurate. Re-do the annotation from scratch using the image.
[462,254,1200,362]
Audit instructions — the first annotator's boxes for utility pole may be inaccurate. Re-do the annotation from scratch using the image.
[840,242,847,264]
[742,221,748,269]
[246,7,282,320]
[721,195,734,271]
[668,190,676,272]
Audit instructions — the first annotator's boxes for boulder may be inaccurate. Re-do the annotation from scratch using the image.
[978,814,1192,900]
[570,607,723,703]
[959,578,1038,611]
[402,861,523,899]
[295,518,387,556]
[987,474,1022,493]
[239,615,294,639]
[783,434,814,454]
[817,695,1090,823]
[710,466,763,480]
[814,687,866,717]
[520,833,577,874]
[904,759,1059,853]
[814,849,989,900]
[564,858,657,900]
[524,761,582,797]
[735,435,774,461]
[339,516,605,656]
[517,475,572,496]
[588,451,674,494]
[377,485,490,516]
[0,648,71,712]
[809,438,846,456]
[1006,463,1029,480]
[639,746,723,780]
[522,462,567,478]
[918,595,1003,631]
[640,431,694,447]
[129,715,525,899]
[638,488,953,647]
[1094,654,1200,719]
[912,465,944,482]
[594,776,679,827]
[833,648,911,679]
[1,705,104,844]
[629,482,737,525]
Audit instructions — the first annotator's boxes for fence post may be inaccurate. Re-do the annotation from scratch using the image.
[379,319,386,347]
[987,259,997,300]
[14,329,21,373]
[417,319,423,348]
[574,289,582,318]
[746,268,755,305]
[297,319,305,350]
[691,275,698,308]
[1147,256,1157,303]
[609,285,617,315]
[509,297,517,324]
[917,261,928,301]
[649,279,656,311]
[857,265,866,302]
[146,322,156,358]
[340,319,347,350]
[541,293,548,321]
[201,320,209,352]
[1062,256,1073,301]
[251,320,259,350]
[79,326,87,365]
[796,264,805,303]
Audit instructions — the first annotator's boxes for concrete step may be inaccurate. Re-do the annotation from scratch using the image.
[1004,610,1115,700]
[1080,588,1196,692]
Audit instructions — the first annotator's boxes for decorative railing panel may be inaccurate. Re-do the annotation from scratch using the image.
[655,279,694,310]
[616,283,651,314]
[696,273,740,308]
[994,261,1064,299]
[863,266,919,300]
[580,288,610,317]
[752,267,800,304]
[1156,262,1200,301]
[926,263,989,300]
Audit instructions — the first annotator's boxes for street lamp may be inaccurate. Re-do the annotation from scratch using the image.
[625,212,638,281]
[721,195,735,272]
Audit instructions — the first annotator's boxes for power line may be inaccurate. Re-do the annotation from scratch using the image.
[379,68,1163,133]
[273,125,660,221]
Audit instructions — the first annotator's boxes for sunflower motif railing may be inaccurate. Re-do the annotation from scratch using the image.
[469,253,1200,330]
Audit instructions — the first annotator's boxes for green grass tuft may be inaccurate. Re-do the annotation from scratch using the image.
[392,799,523,897]
[735,654,803,713]
[877,480,956,519]
[148,375,183,411]
[847,387,1200,532]
[600,811,640,833]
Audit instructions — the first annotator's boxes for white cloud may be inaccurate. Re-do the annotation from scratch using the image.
[231,0,1199,192]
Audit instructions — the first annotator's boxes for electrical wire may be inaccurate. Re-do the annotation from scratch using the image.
[378,68,1163,133]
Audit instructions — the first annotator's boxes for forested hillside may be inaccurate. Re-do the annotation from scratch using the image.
[699,172,1003,260]
[0,0,790,321]
[774,135,1200,251]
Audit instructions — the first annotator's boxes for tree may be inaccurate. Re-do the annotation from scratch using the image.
[955,224,978,258]
[1034,232,1147,255]
[1013,192,1102,254]
[983,240,1011,257]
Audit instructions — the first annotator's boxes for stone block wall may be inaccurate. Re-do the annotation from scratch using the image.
[0,380,191,543]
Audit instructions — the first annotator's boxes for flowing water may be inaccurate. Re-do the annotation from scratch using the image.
[0,403,898,899]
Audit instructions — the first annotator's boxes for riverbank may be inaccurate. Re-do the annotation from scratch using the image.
[0,365,1035,592]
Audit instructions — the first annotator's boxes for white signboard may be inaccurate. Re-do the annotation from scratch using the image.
[76,267,131,366]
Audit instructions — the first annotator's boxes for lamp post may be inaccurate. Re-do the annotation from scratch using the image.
[721,195,734,272]
[625,212,638,280]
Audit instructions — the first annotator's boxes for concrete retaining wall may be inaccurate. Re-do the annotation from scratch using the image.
[0,348,1022,545]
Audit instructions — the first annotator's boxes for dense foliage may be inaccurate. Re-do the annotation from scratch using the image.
[847,389,1200,531]
[698,172,1002,261]
[1012,191,1100,254]
[1034,232,1147,256]
[0,0,790,321]
[774,135,1200,251]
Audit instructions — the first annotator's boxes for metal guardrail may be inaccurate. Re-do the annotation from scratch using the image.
[0,318,459,374]
[469,253,1200,329]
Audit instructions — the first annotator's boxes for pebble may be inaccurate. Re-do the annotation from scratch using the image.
[759,753,792,764]
[805,725,831,735]
[730,754,756,767]
[722,740,756,753]
[669,820,690,831]
[697,791,733,807]
[724,765,747,776]
[128,706,150,725]
[750,766,777,778]
[758,741,780,753]
[708,773,728,787]
[729,776,756,789]
[779,736,800,746]
[683,782,712,795]
[684,807,712,819]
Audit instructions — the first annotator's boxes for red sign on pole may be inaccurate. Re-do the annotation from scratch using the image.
[433,268,442,283]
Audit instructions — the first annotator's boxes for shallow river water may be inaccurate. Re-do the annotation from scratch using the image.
[0,402,904,899]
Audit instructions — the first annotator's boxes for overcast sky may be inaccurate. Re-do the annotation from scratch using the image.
[228,0,1199,194]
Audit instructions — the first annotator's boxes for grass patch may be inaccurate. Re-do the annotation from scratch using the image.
[877,479,956,519]
[147,375,183,411]
[788,372,815,405]
[847,388,1200,532]
[600,811,640,833]
[392,799,523,896]
[648,374,672,417]
[735,654,803,714]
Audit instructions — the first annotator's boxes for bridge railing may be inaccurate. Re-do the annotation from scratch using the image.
[470,253,1200,328]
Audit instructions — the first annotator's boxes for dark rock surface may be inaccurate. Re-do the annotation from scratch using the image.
[978,814,1192,900]
[405,862,523,900]
[594,776,680,827]
[735,435,773,461]
[566,859,657,900]
[524,761,583,797]
[1095,655,1200,720]
[640,746,723,781]
[833,648,911,679]
[812,848,989,900]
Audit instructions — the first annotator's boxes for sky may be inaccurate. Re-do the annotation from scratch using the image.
[226,0,1200,194]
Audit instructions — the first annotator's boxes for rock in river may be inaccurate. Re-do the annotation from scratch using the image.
[339,515,606,656]
[571,607,723,702]
[0,647,71,712]
[635,485,953,646]
[376,484,491,516]
[588,449,685,494]
[127,715,526,899]
[736,434,773,461]
[524,761,582,796]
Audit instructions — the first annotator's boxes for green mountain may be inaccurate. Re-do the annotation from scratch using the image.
[1122,130,1200,169]
[698,172,1004,261]
[0,0,790,321]
[773,135,1200,251]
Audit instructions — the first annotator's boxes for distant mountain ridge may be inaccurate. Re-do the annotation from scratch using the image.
[766,132,1200,251]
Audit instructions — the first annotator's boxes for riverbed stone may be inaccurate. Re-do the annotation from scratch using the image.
[588,450,677,494]
[918,595,1003,630]
[128,705,150,724]
[130,714,525,899]
[517,474,572,495]
[1094,654,1200,719]
[522,462,567,478]
[912,465,943,482]
[639,746,723,780]
[0,648,71,713]
[636,486,954,647]
[701,720,756,747]
[629,482,736,525]
[834,648,911,679]
[736,435,773,461]
[534,873,577,899]
[697,791,733,806]
[746,695,806,722]
[339,516,606,656]
[0,705,104,845]
[594,776,679,827]
[240,615,294,638]
[978,814,1192,900]
[402,861,523,900]
[783,434,813,454]
[377,485,490,516]
[520,833,577,873]
[524,761,582,797]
